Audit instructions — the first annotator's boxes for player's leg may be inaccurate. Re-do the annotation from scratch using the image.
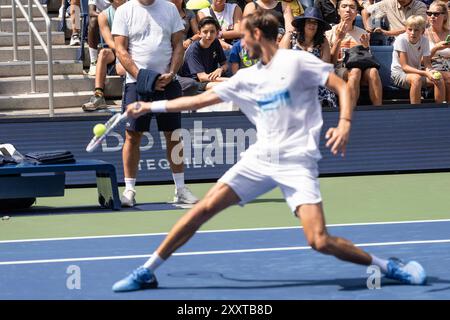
[297,203,426,285]
[112,156,277,292]
[112,182,240,292]
[156,182,240,259]
[297,203,372,265]
[277,164,427,285]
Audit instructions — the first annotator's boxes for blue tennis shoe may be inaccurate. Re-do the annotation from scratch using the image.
[385,258,427,285]
[113,266,158,292]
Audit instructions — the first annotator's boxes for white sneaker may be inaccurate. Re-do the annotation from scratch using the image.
[69,33,80,46]
[174,186,199,204]
[88,61,97,76]
[121,189,136,207]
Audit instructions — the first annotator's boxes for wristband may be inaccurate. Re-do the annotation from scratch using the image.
[151,100,168,113]
[339,117,352,123]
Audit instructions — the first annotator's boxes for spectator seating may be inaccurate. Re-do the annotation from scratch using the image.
[355,15,390,46]
[357,45,432,105]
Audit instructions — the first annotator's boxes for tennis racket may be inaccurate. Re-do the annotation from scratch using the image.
[86,112,128,153]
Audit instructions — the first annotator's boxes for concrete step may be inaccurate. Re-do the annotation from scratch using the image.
[0,31,65,46]
[0,4,47,18]
[0,17,60,33]
[0,44,80,62]
[0,59,82,76]
[0,74,123,97]
[46,0,62,13]
[0,102,122,117]
[0,0,30,5]
[0,90,105,110]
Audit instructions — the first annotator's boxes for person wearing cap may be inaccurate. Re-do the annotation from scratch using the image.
[326,0,383,106]
[289,7,339,107]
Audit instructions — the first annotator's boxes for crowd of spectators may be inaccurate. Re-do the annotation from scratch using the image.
[62,0,450,110]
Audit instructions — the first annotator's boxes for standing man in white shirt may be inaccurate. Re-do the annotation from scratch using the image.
[112,10,427,292]
[112,0,199,207]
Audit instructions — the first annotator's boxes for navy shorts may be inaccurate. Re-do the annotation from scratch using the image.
[122,80,182,132]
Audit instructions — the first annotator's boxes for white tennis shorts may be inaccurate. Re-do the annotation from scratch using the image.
[218,155,322,214]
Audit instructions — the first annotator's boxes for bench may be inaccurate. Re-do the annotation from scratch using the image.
[0,159,121,210]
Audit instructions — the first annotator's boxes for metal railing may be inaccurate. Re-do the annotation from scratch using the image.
[12,0,54,117]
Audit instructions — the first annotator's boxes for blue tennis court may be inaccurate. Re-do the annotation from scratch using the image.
[1,219,449,300]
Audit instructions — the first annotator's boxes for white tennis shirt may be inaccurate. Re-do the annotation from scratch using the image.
[111,0,184,83]
[213,49,333,164]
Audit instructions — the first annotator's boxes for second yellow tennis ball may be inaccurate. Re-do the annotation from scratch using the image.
[93,124,107,137]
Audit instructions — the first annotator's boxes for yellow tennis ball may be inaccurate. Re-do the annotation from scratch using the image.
[433,72,442,80]
[93,124,106,137]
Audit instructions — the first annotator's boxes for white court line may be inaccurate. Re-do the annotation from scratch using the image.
[1,218,450,244]
[1,238,449,266]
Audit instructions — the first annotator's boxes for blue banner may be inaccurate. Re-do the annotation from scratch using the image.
[1,105,450,185]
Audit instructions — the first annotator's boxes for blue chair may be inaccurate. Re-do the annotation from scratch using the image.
[355,15,364,29]
[355,15,390,46]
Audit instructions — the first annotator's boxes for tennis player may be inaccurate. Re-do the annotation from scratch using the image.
[112,10,427,292]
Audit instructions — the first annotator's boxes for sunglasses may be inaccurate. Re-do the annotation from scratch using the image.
[426,11,445,17]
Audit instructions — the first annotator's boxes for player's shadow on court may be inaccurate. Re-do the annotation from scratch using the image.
[165,272,450,292]
[3,202,185,217]
[248,198,286,204]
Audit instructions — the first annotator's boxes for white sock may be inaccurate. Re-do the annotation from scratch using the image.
[172,172,185,189]
[143,252,165,272]
[89,48,98,63]
[370,254,388,274]
[124,178,136,191]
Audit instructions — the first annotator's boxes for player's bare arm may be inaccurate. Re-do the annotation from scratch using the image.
[126,90,223,117]
[324,72,353,157]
